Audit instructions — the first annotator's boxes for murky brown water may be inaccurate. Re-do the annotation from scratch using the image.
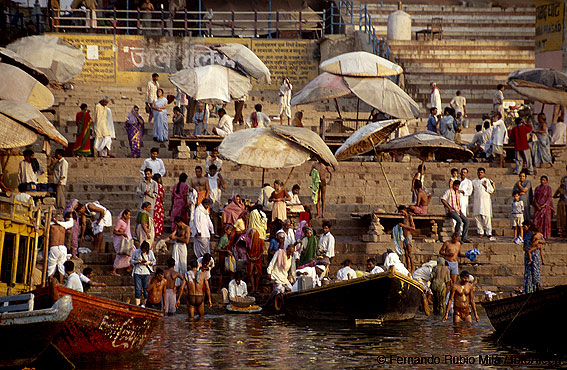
[76,311,565,370]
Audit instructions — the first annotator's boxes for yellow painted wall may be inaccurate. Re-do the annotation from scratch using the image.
[49,34,318,90]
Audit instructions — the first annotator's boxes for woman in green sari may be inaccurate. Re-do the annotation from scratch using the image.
[73,103,92,157]
[299,227,318,266]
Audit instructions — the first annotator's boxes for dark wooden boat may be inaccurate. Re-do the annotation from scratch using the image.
[482,284,567,339]
[0,294,72,368]
[278,268,425,322]
[33,284,163,361]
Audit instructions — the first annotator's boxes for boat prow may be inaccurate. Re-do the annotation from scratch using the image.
[279,268,425,322]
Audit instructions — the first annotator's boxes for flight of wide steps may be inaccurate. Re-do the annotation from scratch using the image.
[66,156,567,302]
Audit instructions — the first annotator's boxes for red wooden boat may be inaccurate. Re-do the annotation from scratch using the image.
[33,284,163,360]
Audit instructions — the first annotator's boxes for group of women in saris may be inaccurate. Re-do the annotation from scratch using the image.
[513,171,554,240]
[530,113,553,168]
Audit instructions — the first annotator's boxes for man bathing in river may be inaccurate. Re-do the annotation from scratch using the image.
[186,260,212,319]
[164,257,185,315]
[438,232,466,283]
[398,205,416,273]
[442,270,479,323]
[146,268,166,311]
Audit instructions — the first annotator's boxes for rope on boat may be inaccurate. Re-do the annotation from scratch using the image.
[496,291,534,344]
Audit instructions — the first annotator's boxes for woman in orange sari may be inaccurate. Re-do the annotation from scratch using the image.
[73,103,92,156]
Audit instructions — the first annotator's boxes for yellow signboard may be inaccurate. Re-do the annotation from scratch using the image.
[535,1,565,52]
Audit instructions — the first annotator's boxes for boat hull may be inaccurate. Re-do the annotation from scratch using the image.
[0,295,72,368]
[482,284,567,339]
[34,285,163,360]
[281,270,424,322]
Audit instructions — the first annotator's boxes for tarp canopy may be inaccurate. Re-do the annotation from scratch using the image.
[213,43,271,84]
[0,47,49,85]
[334,119,403,161]
[507,68,567,106]
[320,51,403,77]
[0,63,54,110]
[7,35,86,83]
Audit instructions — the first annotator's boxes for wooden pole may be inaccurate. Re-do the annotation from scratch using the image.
[356,98,360,122]
[261,168,265,186]
[283,167,295,189]
[41,206,53,287]
[333,98,343,119]
[369,137,398,208]
[28,207,42,289]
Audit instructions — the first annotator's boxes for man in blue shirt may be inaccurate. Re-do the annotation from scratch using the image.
[427,107,439,133]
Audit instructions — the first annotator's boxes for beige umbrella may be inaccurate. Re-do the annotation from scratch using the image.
[270,125,338,170]
[7,35,86,83]
[0,114,37,149]
[0,47,49,85]
[0,101,68,147]
[374,131,473,162]
[507,68,567,106]
[0,63,54,110]
[334,119,403,206]
[218,128,311,169]
[320,51,403,77]
[169,65,252,105]
[213,43,271,84]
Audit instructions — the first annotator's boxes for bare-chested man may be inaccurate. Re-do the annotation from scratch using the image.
[442,270,479,323]
[163,257,185,315]
[398,205,416,273]
[48,213,74,283]
[185,260,212,319]
[190,165,209,207]
[146,268,166,311]
[409,179,431,215]
[310,160,332,218]
[439,232,466,283]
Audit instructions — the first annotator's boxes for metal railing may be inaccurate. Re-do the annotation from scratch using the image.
[359,4,390,60]
[49,9,324,38]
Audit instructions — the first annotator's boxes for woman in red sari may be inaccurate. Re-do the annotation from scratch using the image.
[73,103,92,156]
[533,175,554,238]
[152,174,165,237]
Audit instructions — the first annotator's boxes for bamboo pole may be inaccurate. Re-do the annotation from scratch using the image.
[333,98,342,120]
[41,206,53,287]
[369,137,398,208]
[283,167,295,189]
[28,207,42,290]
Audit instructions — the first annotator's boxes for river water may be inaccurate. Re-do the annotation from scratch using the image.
[77,311,565,370]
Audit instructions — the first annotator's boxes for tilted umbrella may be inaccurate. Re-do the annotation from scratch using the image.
[169,64,252,105]
[291,72,419,120]
[0,101,68,147]
[0,47,49,85]
[7,35,86,83]
[213,43,271,84]
[507,68,567,106]
[270,125,338,170]
[320,51,403,77]
[218,128,311,169]
[334,119,403,206]
[374,131,473,162]
[0,63,54,110]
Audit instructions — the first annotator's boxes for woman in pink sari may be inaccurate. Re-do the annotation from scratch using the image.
[222,194,245,226]
[170,173,188,231]
[533,175,554,239]
[112,209,133,276]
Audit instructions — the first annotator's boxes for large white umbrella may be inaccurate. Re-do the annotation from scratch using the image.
[0,47,49,85]
[0,63,54,110]
[213,43,271,84]
[218,128,311,169]
[507,68,567,106]
[169,65,252,105]
[7,35,86,83]
[320,51,403,77]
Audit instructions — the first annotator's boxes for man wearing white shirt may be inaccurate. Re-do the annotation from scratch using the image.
[228,271,248,299]
[213,108,233,137]
[278,219,295,249]
[258,183,275,213]
[458,168,473,216]
[318,221,335,259]
[50,149,68,210]
[366,258,384,274]
[140,148,166,177]
[430,82,441,110]
[18,149,44,189]
[64,260,84,293]
[550,109,566,145]
[450,90,467,117]
[246,104,271,128]
[336,260,356,280]
[287,184,305,213]
[146,73,159,123]
[191,198,215,258]
[490,112,508,168]
[493,84,505,118]
[472,168,495,239]
[279,78,293,125]
[267,244,295,294]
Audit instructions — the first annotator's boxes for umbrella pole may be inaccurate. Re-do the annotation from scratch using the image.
[283,167,295,189]
[334,98,343,120]
[356,98,360,122]
[261,168,265,186]
[369,137,398,208]
[540,103,545,114]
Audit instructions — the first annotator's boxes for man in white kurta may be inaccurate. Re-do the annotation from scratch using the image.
[458,168,473,216]
[191,199,215,258]
[319,223,335,259]
[267,244,295,294]
[493,84,505,118]
[213,108,233,137]
[471,168,495,239]
[278,78,293,125]
[430,82,441,110]
[92,97,113,157]
[146,73,159,122]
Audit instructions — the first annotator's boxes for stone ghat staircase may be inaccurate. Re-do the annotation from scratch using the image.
[66,157,567,302]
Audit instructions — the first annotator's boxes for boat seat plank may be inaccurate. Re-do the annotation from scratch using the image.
[0,293,34,312]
